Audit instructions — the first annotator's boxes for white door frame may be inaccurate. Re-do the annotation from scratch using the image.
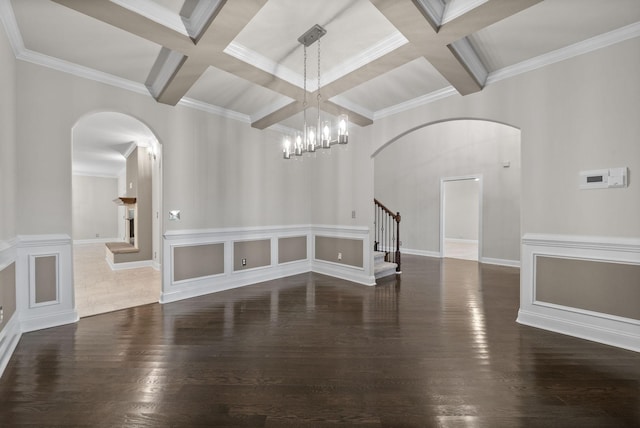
[440,174,483,260]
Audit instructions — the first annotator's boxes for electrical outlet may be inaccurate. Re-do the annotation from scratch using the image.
[338,252,342,260]
[242,258,247,266]
[0,306,3,324]
[95,233,100,238]
[351,210,356,219]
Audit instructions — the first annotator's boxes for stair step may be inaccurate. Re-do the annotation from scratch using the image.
[374,251,387,263]
[374,261,397,280]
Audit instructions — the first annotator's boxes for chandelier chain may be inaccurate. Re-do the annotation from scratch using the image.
[303,45,308,109]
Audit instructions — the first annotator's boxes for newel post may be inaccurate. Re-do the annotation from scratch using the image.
[395,212,401,273]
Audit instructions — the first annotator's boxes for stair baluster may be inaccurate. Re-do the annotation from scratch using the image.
[373,199,401,273]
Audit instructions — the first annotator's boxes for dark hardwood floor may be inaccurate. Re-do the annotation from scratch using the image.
[1,255,639,427]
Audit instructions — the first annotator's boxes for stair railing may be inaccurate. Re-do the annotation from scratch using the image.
[373,198,401,273]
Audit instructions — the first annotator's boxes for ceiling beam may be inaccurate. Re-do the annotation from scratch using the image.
[371,0,542,95]
[251,44,417,129]
[153,0,269,105]
[51,0,194,53]
[438,0,544,41]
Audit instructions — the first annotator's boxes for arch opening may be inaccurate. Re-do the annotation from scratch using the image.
[373,119,522,267]
[71,111,162,317]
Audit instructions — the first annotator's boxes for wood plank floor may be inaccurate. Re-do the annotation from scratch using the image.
[1,255,639,427]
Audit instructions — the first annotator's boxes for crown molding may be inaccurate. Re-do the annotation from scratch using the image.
[224,42,302,88]
[0,0,24,55]
[328,96,374,122]
[250,97,296,124]
[486,21,640,86]
[225,31,408,90]
[320,31,409,87]
[19,48,150,96]
[177,97,251,123]
[373,86,458,120]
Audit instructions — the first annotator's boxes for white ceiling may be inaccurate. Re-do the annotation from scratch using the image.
[2,0,640,176]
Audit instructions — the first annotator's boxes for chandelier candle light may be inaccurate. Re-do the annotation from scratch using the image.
[283,24,348,160]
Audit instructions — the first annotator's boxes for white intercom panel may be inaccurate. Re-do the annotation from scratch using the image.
[579,167,628,189]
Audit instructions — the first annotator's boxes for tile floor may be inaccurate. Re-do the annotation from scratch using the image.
[444,239,478,261]
[73,243,161,318]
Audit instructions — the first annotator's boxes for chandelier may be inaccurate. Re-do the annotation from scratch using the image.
[283,24,348,160]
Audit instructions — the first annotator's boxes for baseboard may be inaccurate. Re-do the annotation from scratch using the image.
[73,237,121,245]
[401,248,441,258]
[517,308,640,353]
[0,313,21,379]
[480,257,520,268]
[161,260,310,304]
[445,238,478,244]
[106,257,154,271]
[20,308,79,333]
[312,260,376,286]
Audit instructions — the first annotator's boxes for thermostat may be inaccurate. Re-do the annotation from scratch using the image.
[579,167,628,189]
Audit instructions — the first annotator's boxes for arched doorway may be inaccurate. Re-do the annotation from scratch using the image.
[373,119,521,267]
[71,112,162,317]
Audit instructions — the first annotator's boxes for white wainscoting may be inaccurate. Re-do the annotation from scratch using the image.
[16,235,78,333]
[312,225,375,286]
[0,238,20,379]
[162,225,374,304]
[518,233,640,353]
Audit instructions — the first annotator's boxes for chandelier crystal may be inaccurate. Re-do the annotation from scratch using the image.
[283,24,348,159]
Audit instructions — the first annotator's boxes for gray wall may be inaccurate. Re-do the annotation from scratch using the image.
[375,120,521,261]
[72,175,119,240]
[0,19,16,242]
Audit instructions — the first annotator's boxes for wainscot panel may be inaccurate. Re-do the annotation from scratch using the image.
[518,234,640,353]
[173,243,224,282]
[162,225,374,303]
[17,235,78,333]
[278,236,307,264]
[234,239,271,271]
[312,225,374,286]
[0,246,20,379]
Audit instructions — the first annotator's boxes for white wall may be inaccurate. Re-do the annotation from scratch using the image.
[0,18,16,242]
[445,179,479,241]
[372,37,640,241]
[375,120,521,261]
[71,175,119,241]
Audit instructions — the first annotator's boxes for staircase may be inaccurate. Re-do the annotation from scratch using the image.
[374,251,398,280]
[373,198,401,281]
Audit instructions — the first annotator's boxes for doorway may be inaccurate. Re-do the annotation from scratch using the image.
[71,112,162,317]
[441,176,482,261]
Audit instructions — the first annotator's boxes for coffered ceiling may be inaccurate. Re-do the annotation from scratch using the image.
[2,0,640,175]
